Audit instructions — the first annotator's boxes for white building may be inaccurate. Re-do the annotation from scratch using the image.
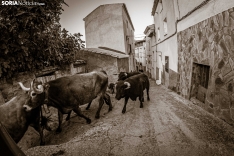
[135,39,146,71]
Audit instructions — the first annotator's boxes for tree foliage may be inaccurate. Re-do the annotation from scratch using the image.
[0,0,85,79]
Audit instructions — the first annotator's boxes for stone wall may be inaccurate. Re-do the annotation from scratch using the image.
[78,50,129,83]
[0,64,86,105]
[177,7,234,125]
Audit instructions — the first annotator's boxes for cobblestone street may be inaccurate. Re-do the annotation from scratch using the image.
[23,80,234,156]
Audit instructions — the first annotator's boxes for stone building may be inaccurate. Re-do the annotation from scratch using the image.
[83,3,135,72]
[135,39,146,72]
[152,0,234,125]
[144,24,156,79]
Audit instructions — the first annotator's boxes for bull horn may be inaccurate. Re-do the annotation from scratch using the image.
[124,82,131,89]
[124,73,127,76]
[18,82,30,91]
[32,79,44,94]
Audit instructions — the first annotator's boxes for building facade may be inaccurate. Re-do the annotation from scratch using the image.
[144,24,156,79]
[83,3,135,72]
[152,0,234,125]
[135,39,146,72]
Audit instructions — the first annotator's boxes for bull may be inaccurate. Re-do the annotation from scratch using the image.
[23,70,112,133]
[115,73,150,113]
[117,71,141,81]
[0,82,50,145]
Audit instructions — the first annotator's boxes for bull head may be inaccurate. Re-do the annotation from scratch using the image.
[22,79,45,112]
[124,82,131,89]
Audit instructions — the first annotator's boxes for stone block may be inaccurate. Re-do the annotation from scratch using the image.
[229,17,234,31]
[223,11,229,27]
[221,62,231,76]
[218,12,224,28]
[230,11,234,19]
[208,33,215,43]
[228,8,234,13]
[213,15,219,27]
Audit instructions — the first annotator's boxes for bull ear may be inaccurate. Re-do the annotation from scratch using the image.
[124,82,131,89]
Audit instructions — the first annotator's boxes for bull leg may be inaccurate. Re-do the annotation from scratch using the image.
[32,123,45,145]
[146,87,150,101]
[95,96,104,119]
[56,110,63,133]
[122,97,129,114]
[66,111,72,121]
[104,93,112,111]
[73,107,91,124]
[39,127,45,145]
[139,92,144,108]
[86,101,92,110]
[142,92,144,102]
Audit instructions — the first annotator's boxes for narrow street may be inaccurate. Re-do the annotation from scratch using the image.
[23,80,234,156]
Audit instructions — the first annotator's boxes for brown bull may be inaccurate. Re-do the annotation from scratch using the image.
[23,70,112,133]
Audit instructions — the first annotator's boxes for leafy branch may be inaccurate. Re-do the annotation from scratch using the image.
[0,0,85,79]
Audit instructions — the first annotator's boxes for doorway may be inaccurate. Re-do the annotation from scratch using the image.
[190,62,210,103]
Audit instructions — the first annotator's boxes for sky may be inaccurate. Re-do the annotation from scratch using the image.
[59,0,154,41]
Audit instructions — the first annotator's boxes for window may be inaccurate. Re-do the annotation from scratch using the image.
[157,27,160,41]
[129,44,132,54]
[163,18,167,35]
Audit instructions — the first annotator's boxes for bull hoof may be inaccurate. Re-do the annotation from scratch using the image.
[86,118,91,124]
[95,115,100,119]
[140,105,143,108]
[86,107,90,110]
[109,107,113,111]
[147,97,150,101]
[122,110,126,114]
[56,128,62,133]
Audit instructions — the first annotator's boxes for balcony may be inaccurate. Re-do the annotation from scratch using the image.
[146,29,154,37]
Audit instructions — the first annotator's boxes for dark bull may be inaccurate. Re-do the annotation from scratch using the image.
[23,71,112,133]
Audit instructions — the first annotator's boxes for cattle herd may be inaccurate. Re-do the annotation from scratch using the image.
[0,70,150,146]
